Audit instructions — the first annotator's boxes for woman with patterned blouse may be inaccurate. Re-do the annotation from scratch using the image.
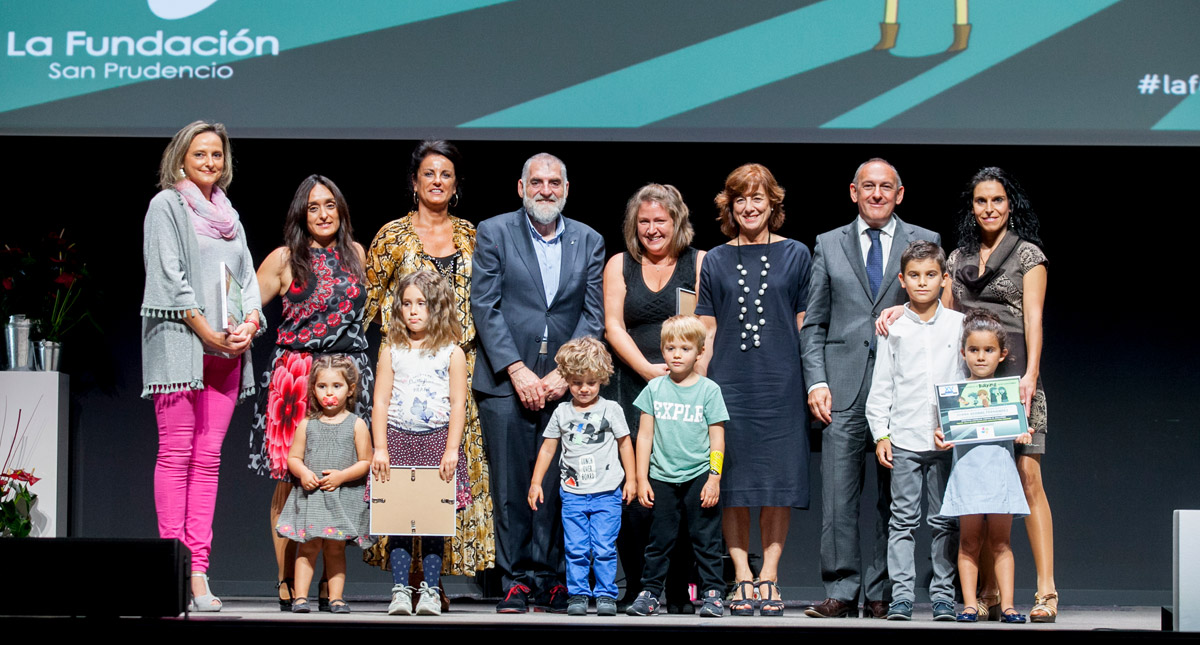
[251,175,370,611]
[945,167,1055,622]
[362,140,496,583]
[878,166,1054,622]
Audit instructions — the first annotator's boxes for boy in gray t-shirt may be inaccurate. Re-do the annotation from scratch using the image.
[529,337,635,616]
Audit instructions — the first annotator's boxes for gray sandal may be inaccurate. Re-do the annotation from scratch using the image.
[188,572,222,613]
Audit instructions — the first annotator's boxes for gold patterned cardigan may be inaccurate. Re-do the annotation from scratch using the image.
[362,213,495,575]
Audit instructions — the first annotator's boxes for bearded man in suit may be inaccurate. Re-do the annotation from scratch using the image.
[471,153,605,614]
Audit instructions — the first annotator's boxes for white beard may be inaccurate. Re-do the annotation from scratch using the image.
[524,194,566,224]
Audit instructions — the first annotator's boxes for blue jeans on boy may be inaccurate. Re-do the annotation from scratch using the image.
[561,487,623,598]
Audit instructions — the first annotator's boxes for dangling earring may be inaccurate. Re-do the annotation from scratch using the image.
[179,168,186,177]
[412,192,418,209]
[450,192,459,208]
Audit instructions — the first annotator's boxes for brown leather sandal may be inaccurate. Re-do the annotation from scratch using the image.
[1031,591,1058,623]
[977,591,1001,621]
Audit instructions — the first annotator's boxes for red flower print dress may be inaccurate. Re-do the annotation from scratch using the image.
[249,248,373,480]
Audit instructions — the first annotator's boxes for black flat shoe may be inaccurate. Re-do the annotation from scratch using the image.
[318,578,331,612]
[277,578,294,612]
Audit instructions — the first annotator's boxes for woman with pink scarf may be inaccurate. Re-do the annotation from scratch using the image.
[250,174,371,612]
[140,120,264,612]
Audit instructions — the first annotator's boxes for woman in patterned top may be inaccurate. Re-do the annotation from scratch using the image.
[251,174,371,611]
[879,166,1054,622]
[361,140,496,584]
[946,167,1055,622]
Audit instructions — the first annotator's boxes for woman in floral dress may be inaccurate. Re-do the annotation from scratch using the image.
[250,174,371,610]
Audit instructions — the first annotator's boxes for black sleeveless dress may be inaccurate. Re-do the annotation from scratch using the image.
[609,246,698,431]
[607,247,697,606]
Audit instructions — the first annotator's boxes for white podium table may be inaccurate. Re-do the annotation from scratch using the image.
[0,371,68,536]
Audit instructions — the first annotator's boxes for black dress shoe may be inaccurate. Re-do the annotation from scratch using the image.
[863,599,889,618]
[804,598,856,618]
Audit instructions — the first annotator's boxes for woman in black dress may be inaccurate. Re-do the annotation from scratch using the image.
[603,183,705,611]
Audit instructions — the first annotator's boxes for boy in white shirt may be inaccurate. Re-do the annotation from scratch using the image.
[866,240,965,621]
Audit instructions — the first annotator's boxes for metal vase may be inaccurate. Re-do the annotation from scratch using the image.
[36,340,62,372]
[5,315,34,370]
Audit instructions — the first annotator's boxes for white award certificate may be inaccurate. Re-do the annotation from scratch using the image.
[218,262,244,333]
[935,377,1028,444]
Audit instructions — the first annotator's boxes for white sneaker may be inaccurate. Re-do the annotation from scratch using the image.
[415,581,442,616]
[388,585,414,616]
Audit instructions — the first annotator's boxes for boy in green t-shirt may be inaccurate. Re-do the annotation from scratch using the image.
[627,315,728,618]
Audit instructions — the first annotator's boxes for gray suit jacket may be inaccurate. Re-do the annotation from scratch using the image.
[470,208,605,397]
[800,216,940,412]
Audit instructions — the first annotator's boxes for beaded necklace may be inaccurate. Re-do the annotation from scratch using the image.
[735,233,771,351]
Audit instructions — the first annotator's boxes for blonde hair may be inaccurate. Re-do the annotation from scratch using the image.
[622,183,694,263]
[158,120,233,192]
[387,269,461,353]
[660,314,706,349]
[307,354,359,418]
[554,336,614,384]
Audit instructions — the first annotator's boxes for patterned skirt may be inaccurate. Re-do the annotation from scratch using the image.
[385,425,471,510]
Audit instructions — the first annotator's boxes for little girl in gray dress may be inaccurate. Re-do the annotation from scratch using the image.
[276,355,372,613]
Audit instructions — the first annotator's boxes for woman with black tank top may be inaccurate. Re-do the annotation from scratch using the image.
[602,183,706,611]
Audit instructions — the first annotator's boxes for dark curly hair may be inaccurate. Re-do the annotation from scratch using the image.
[954,167,1044,253]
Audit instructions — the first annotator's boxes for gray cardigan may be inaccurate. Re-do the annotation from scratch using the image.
[140,188,263,400]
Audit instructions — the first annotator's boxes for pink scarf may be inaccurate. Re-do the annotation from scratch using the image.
[176,179,239,240]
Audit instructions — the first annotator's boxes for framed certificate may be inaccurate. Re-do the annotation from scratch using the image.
[935,377,1028,444]
[676,287,697,316]
[369,466,456,536]
[218,262,244,333]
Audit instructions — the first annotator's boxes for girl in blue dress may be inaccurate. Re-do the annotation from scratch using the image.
[936,310,1031,623]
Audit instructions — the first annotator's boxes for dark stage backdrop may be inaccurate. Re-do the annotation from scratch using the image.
[3,135,1194,603]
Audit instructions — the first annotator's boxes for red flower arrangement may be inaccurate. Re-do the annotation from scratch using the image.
[1,408,40,537]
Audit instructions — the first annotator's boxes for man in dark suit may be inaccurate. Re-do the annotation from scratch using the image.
[800,158,940,619]
[471,153,605,613]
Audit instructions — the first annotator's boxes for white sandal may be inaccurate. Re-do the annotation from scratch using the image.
[188,572,223,612]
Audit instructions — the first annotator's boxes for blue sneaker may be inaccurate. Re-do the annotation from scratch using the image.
[886,599,913,621]
[626,590,660,616]
[932,600,956,621]
[698,590,723,618]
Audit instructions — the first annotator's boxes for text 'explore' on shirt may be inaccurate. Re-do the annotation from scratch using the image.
[633,375,729,483]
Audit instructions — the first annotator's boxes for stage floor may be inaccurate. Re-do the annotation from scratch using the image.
[191,597,1160,631]
[4,599,1183,644]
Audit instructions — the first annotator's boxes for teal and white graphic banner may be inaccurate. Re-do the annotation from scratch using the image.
[3,0,1198,143]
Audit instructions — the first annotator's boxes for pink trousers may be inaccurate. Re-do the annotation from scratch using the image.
[153,354,240,572]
